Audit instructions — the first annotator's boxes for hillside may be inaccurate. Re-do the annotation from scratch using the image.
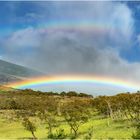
[0,85,15,92]
[0,59,44,84]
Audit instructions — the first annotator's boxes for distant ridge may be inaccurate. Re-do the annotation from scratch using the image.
[0,85,15,92]
[0,59,45,84]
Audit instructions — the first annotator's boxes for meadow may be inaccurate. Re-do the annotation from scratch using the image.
[0,114,135,139]
[0,88,139,139]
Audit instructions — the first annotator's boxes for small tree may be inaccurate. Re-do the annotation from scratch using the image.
[132,122,140,139]
[84,126,94,140]
[22,117,37,139]
[37,96,59,137]
[62,100,89,137]
[38,111,57,137]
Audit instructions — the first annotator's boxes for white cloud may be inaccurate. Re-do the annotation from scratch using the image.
[2,1,140,94]
[5,27,41,49]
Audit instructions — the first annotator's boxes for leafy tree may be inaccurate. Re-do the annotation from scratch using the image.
[38,111,57,136]
[48,128,66,139]
[22,117,37,139]
[84,126,94,140]
[67,91,78,97]
[61,99,89,137]
[36,96,59,137]
[132,122,140,139]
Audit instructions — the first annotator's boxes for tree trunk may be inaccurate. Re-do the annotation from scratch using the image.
[73,129,77,137]
[105,100,114,120]
[73,126,79,137]
[48,123,52,135]
[57,100,62,116]
[70,127,73,134]
[31,131,36,140]
[107,117,110,126]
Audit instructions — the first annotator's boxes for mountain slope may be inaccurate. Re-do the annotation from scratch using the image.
[0,59,44,84]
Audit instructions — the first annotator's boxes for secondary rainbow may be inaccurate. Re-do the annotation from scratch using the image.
[4,19,120,37]
[35,19,120,35]
[5,75,140,90]
[39,20,117,29]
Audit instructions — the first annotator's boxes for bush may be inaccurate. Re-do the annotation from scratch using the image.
[84,126,94,140]
[47,128,66,139]
[132,122,140,139]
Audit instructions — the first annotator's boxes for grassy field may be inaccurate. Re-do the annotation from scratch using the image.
[0,115,135,139]
[0,90,138,139]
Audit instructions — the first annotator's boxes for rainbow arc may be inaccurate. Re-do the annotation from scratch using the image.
[5,75,139,90]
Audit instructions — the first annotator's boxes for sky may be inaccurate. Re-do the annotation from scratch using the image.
[1,1,140,95]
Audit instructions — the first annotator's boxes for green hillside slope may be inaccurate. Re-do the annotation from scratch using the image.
[0,59,44,84]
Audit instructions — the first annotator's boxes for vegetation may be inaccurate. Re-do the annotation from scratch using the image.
[0,87,139,139]
[21,117,37,139]
[132,121,140,139]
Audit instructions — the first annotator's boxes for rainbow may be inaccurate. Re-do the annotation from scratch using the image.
[39,20,117,29]
[3,19,120,37]
[35,20,119,35]
[5,75,140,90]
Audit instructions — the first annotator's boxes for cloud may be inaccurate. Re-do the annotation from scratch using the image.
[2,1,140,87]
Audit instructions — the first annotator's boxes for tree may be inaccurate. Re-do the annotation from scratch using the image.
[38,111,57,137]
[36,96,59,137]
[61,99,89,137]
[132,121,140,139]
[84,126,94,140]
[22,117,37,139]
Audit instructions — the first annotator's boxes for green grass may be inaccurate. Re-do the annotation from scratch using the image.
[79,118,134,139]
[0,115,135,139]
